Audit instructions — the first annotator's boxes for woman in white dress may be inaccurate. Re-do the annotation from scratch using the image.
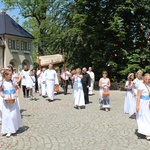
[0,70,22,137]
[99,71,111,112]
[124,73,134,114]
[136,73,150,140]
[130,70,143,119]
[72,68,85,109]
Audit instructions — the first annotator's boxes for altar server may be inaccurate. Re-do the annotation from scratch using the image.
[44,63,58,101]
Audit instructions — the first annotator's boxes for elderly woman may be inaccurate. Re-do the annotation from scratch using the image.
[136,73,150,140]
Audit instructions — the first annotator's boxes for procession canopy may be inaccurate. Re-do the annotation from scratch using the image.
[37,54,65,66]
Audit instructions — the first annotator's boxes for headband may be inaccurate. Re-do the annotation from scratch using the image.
[127,73,134,79]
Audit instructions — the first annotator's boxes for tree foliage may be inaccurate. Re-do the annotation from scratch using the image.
[1,0,150,81]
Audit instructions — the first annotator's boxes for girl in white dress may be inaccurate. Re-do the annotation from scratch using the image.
[0,70,22,137]
[7,65,21,109]
[36,68,42,96]
[136,73,150,140]
[72,68,85,109]
[40,68,47,97]
[99,71,111,112]
[26,70,36,100]
[130,70,143,119]
[124,73,134,114]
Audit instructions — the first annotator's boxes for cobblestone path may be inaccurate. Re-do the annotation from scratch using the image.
[0,87,150,150]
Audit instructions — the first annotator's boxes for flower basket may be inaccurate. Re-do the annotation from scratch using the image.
[103,92,110,97]
[5,99,15,104]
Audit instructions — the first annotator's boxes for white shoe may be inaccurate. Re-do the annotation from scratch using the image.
[146,136,150,140]
[105,108,108,112]
[6,133,11,137]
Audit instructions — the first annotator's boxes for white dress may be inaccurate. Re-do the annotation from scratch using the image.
[130,78,143,116]
[99,78,110,108]
[136,83,150,136]
[73,75,85,106]
[37,70,42,94]
[20,70,30,86]
[26,75,36,89]
[124,81,133,114]
[12,73,20,109]
[1,80,22,134]
[40,71,47,96]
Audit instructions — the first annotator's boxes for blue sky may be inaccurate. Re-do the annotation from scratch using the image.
[0,1,25,25]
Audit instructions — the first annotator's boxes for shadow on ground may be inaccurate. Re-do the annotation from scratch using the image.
[135,129,146,139]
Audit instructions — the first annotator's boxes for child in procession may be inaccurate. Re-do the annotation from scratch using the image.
[26,69,36,100]
[0,70,22,137]
[124,73,134,114]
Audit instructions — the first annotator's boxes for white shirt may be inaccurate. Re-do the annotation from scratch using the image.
[139,83,150,96]
[87,71,95,82]
[60,71,71,80]
[26,75,36,88]
[37,70,41,83]
[21,70,30,86]
[40,71,46,83]
[44,69,59,84]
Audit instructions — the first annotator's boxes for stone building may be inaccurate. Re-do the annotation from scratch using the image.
[0,10,34,70]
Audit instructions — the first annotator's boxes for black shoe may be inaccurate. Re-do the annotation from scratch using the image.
[129,114,136,119]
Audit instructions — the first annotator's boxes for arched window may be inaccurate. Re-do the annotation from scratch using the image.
[22,60,29,68]
[9,59,17,68]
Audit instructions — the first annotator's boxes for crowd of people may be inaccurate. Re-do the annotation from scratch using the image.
[123,70,150,140]
[0,63,97,137]
[0,63,150,140]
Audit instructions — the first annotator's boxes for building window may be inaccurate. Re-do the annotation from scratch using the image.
[21,41,30,50]
[8,39,16,49]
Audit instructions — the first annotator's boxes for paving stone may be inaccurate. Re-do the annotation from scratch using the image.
[0,87,150,149]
